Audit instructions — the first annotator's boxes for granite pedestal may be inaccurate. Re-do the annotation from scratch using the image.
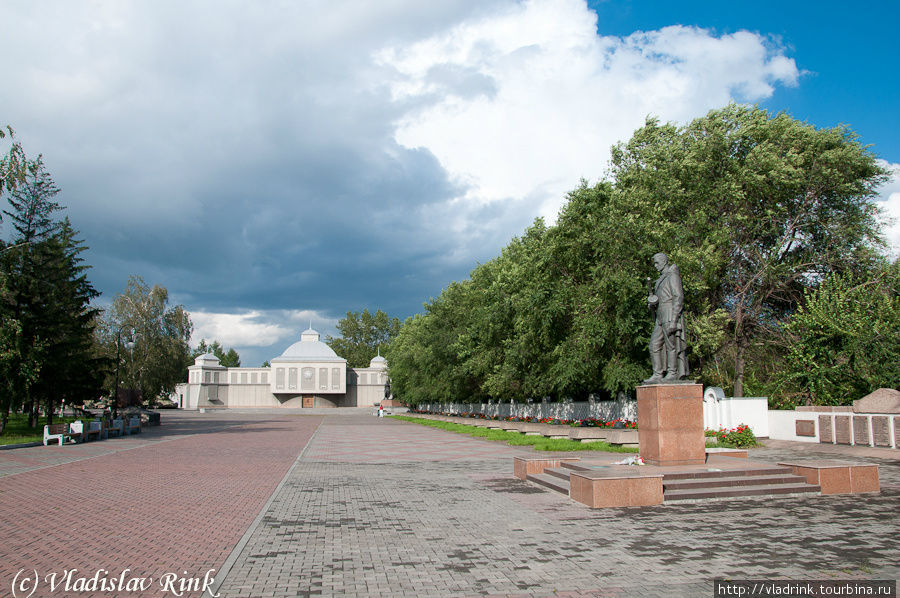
[637,383,705,466]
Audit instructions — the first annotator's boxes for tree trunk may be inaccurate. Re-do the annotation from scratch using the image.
[0,404,8,435]
[26,397,35,427]
[46,397,53,425]
[734,342,745,398]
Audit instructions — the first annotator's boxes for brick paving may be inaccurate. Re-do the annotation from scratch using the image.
[0,411,322,598]
[1,411,897,598]
[217,415,900,597]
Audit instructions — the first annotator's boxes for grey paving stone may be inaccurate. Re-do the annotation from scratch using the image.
[216,415,899,597]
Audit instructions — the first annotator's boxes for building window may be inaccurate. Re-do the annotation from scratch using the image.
[331,368,340,389]
[251,372,258,384]
[289,368,298,390]
[261,372,268,384]
[301,367,315,391]
[319,368,328,390]
[276,368,285,389]
[241,372,248,384]
[231,373,238,384]
[359,373,367,385]
[204,371,211,383]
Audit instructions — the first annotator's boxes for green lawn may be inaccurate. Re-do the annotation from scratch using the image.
[0,413,88,446]
[392,416,639,453]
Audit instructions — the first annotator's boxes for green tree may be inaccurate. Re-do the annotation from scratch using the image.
[0,125,26,205]
[774,263,900,407]
[608,104,889,395]
[326,309,401,368]
[2,156,64,426]
[1,157,102,429]
[388,104,889,406]
[192,339,241,368]
[98,276,193,406]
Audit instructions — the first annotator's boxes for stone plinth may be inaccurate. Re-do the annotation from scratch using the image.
[637,383,705,466]
[513,457,579,480]
[778,460,880,494]
[569,470,663,508]
[568,428,609,441]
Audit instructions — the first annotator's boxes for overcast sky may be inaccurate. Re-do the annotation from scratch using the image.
[2,0,898,367]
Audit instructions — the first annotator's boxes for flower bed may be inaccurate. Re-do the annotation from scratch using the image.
[705,424,759,448]
[409,408,637,430]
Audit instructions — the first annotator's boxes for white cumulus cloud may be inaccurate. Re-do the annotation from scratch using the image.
[876,160,900,258]
[190,311,295,348]
[378,0,801,230]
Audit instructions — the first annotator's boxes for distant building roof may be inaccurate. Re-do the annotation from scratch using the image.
[194,353,220,365]
[272,329,345,363]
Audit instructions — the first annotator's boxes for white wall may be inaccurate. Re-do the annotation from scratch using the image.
[703,396,770,437]
[767,410,820,443]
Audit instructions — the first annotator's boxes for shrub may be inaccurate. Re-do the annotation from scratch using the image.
[710,424,759,448]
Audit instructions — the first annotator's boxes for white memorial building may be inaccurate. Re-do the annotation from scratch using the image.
[174,327,389,409]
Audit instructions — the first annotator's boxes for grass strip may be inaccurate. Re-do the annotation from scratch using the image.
[0,414,90,446]
[392,416,639,453]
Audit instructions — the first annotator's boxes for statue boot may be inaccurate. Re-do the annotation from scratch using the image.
[643,350,666,384]
[662,351,680,381]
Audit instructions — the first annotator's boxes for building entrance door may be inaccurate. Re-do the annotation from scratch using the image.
[302,395,315,408]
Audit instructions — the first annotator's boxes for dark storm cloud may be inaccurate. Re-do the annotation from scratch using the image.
[0,0,510,323]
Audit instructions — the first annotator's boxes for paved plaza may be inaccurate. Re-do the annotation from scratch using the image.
[0,411,897,597]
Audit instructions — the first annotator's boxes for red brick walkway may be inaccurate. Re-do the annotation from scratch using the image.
[0,414,322,598]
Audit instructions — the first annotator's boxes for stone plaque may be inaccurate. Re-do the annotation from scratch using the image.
[852,416,870,445]
[818,415,833,443]
[795,420,815,437]
[871,416,891,447]
[834,416,851,444]
[895,417,900,449]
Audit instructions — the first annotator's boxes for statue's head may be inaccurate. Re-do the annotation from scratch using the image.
[652,252,668,272]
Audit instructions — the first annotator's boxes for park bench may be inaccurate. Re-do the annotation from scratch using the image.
[84,419,103,442]
[107,418,124,438]
[124,416,141,435]
[43,422,83,446]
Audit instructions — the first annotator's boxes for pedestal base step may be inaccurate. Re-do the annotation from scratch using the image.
[515,458,824,506]
[663,467,820,501]
[526,471,570,494]
[664,482,820,502]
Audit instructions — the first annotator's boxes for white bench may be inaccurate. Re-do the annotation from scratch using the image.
[43,422,83,446]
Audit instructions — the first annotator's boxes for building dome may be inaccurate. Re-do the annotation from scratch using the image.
[194,353,220,365]
[272,328,345,362]
[369,354,387,368]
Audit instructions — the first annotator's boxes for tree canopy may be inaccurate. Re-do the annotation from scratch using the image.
[96,276,193,405]
[325,309,401,368]
[387,104,891,406]
[192,339,241,368]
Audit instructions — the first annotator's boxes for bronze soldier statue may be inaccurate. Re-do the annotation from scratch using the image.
[643,252,689,384]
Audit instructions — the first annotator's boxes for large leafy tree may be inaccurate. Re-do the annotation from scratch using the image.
[98,276,193,405]
[325,309,401,368]
[774,263,900,407]
[608,104,888,395]
[387,104,889,406]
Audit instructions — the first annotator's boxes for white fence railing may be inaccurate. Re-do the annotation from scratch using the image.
[416,393,637,422]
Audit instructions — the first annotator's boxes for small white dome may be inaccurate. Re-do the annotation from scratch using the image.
[369,355,387,368]
[195,353,220,365]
